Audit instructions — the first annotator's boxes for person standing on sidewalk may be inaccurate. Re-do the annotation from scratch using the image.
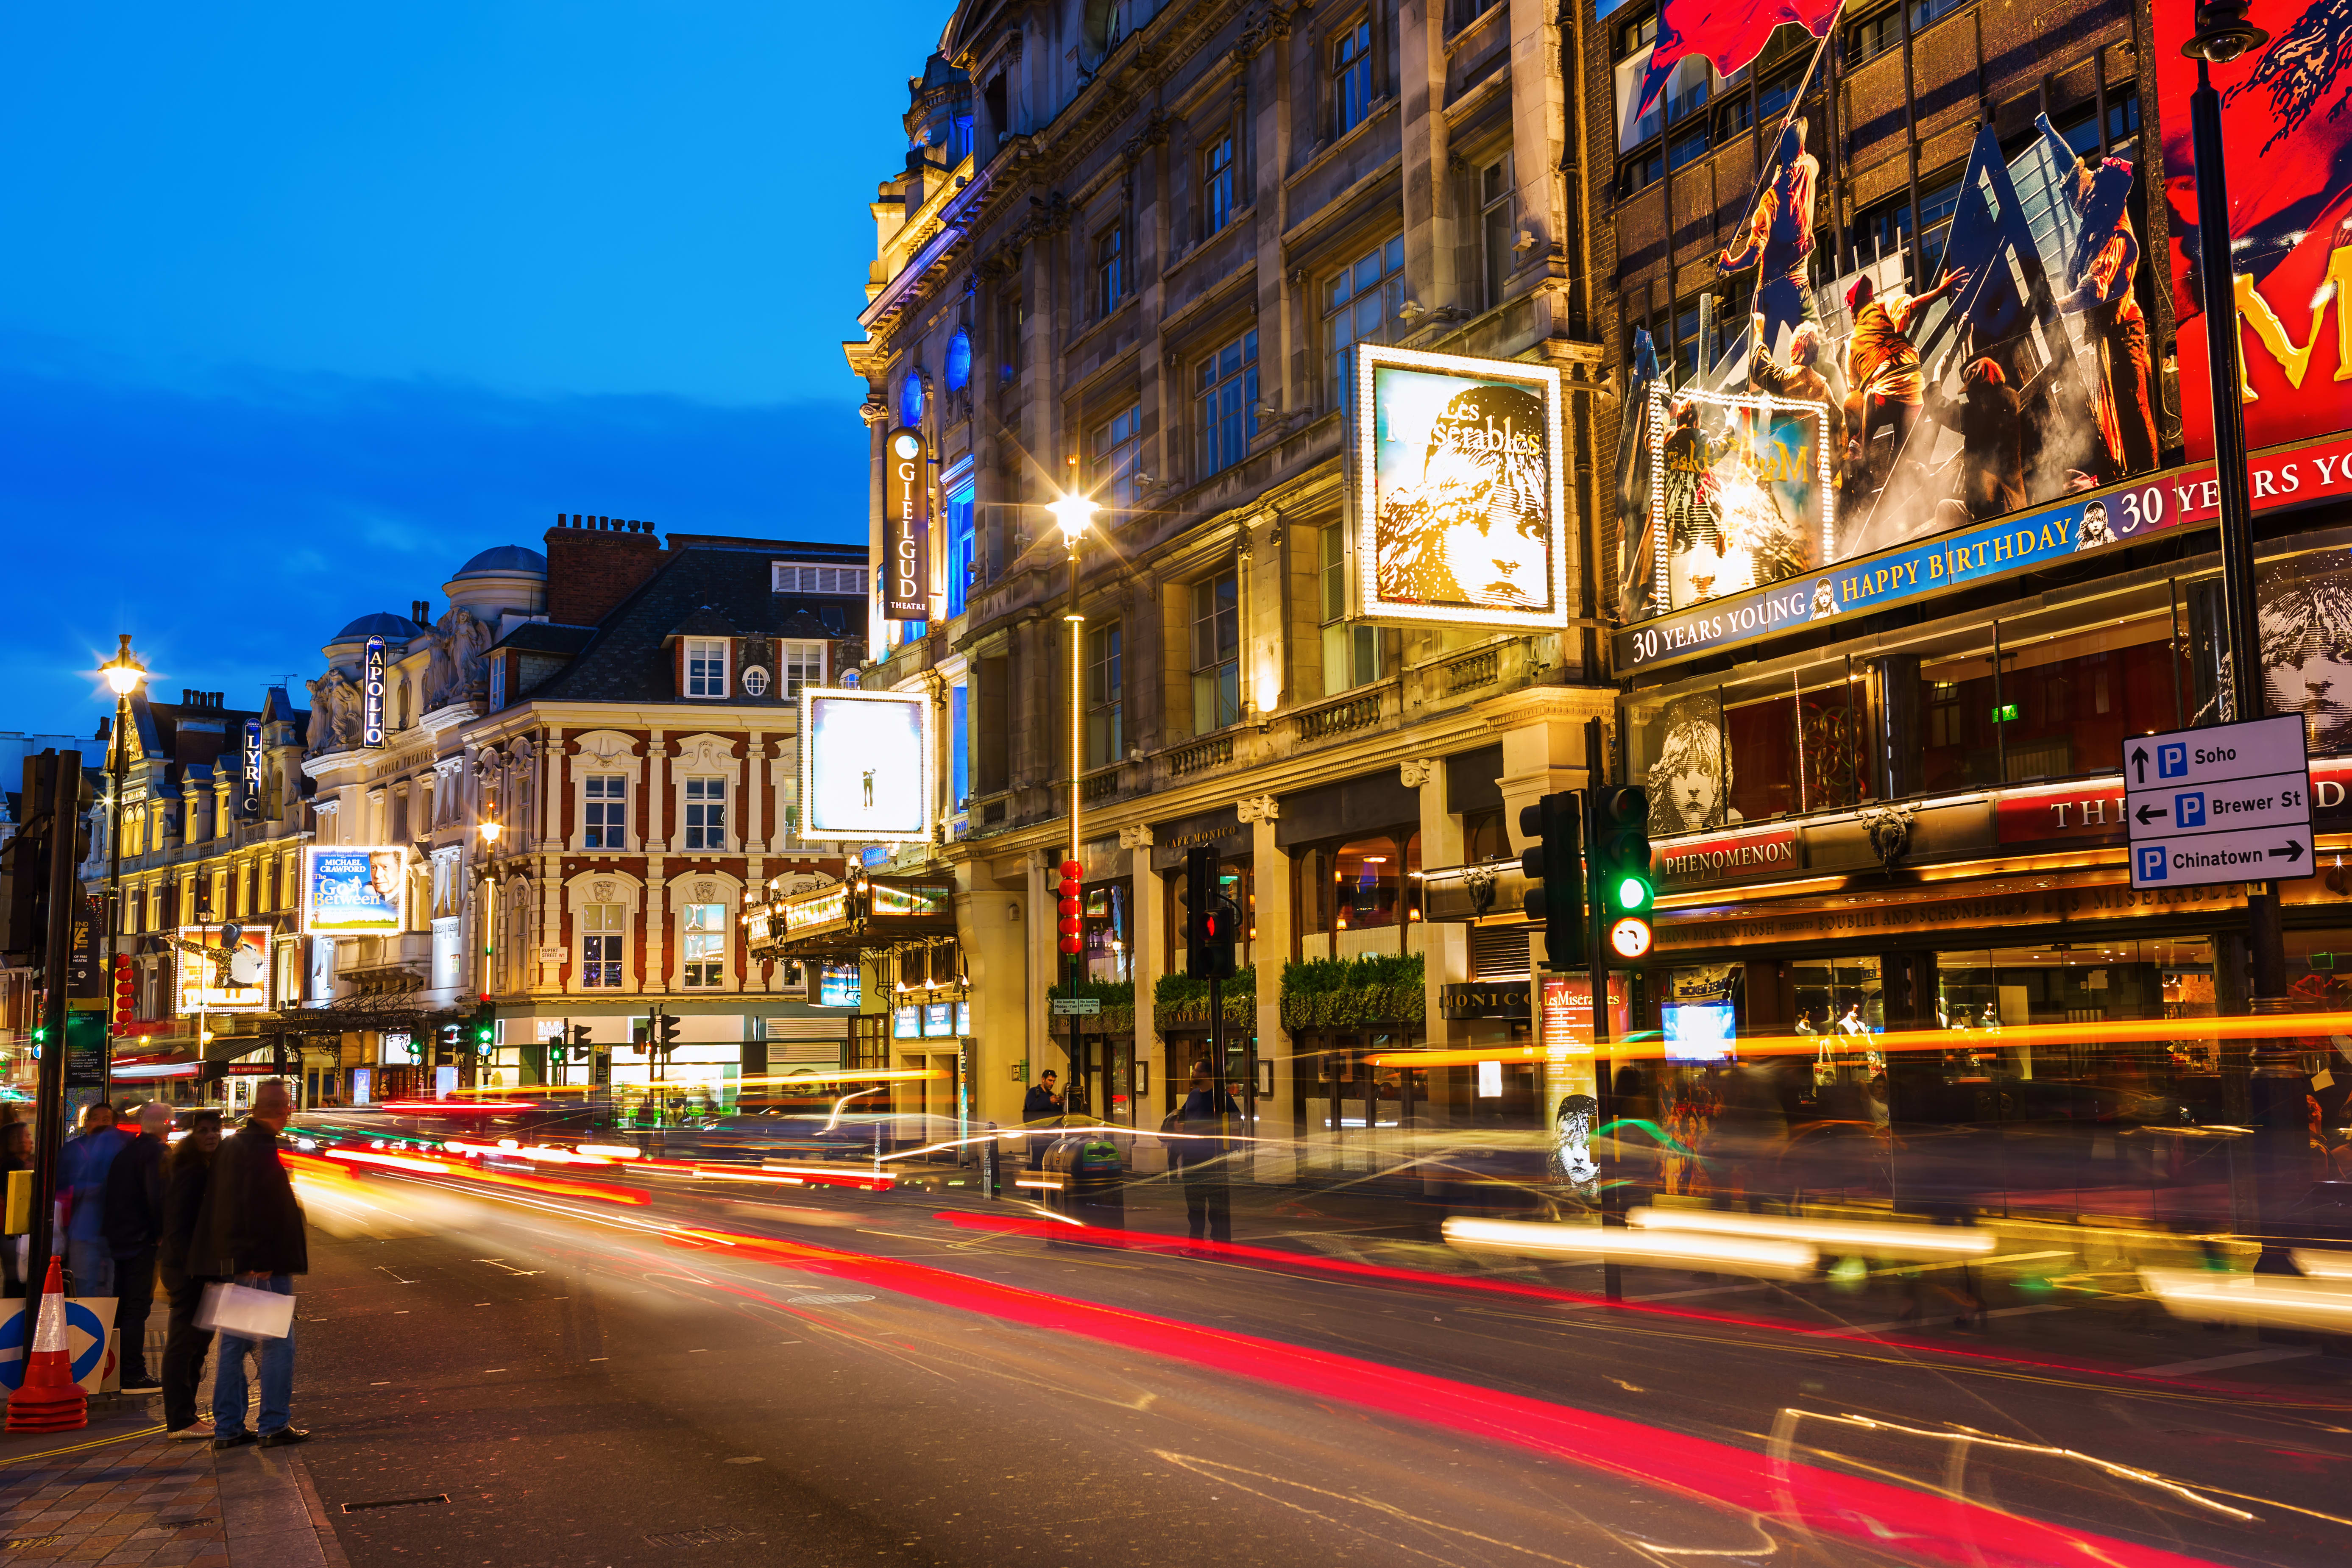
[189,1081,310,1450]
[57,1101,123,1296]
[1177,1069,1241,1246]
[159,1110,223,1441]
[1021,1070,1062,1168]
[102,1101,173,1391]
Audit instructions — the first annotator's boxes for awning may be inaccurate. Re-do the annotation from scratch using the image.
[114,1061,202,1081]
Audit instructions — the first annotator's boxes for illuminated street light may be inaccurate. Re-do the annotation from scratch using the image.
[100,633,149,1092]
[1051,489,1095,1117]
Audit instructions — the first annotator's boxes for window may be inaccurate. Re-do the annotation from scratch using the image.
[772,563,865,594]
[1318,525,1382,695]
[1617,11,1658,56]
[1714,94,1754,142]
[1202,131,1236,235]
[685,639,728,698]
[783,642,825,701]
[390,791,409,843]
[950,683,969,810]
[488,656,507,712]
[1324,237,1404,399]
[1850,189,1911,270]
[944,329,972,394]
[1092,405,1143,508]
[1667,123,1710,173]
[1095,226,1125,318]
[684,777,727,850]
[1196,331,1260,477]
[1478,154,1516,312]
[998,294,1024,382]
[946,481,976,615]
[2104,88,2140,156]
[741,665,770,697]
[1757,64,1805,121]
[1190,572,1241,734]
[1916,171,1965,276]
[898,375,924,428]
[1910,0,1966,31]
[682,903,726,988]
[1618,145,1665,196]
[1332,17,1375,136]
[1085,622,1123,769]
[1673,300,1705,383]
[1850,6,1901,64]
[583,775,626,849]
[581,903,624,988]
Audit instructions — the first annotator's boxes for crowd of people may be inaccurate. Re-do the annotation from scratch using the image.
[0,1078,309,1448]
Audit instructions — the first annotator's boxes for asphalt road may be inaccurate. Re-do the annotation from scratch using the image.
[279,1164,2352,1568]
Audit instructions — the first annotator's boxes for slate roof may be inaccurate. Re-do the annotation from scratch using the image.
[667,605,742,641]
[528,545,869,705]
[493,622,595,656]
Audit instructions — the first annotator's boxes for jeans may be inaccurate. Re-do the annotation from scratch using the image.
[65,1237,114,1299]
[160,1267,214,1432]
[211,1275,295,1438]
[1181,1164,1230,1244]
[113,1249,157,1382]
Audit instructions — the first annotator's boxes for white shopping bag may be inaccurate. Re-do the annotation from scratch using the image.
[195,1282,294,1341]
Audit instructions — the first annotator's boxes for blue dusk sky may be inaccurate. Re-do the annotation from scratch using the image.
[1,1,945,738]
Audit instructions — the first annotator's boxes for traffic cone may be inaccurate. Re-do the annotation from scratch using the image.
[7,1256,86,1432]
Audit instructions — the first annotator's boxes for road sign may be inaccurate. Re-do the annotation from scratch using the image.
[1050,997,1101,1017]
[2126,715,2315,889]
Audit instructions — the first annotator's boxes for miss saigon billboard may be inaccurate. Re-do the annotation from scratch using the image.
[1351,344,1569,631]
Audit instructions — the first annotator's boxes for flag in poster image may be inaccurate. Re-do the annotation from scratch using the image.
[2157,0,2352,462]
[302,845,407,935]
[362,636,387,747]
[1613,0,1841,121]
[1351,344,1569,631]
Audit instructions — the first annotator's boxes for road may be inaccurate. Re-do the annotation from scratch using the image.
[275,1158,2352,1568]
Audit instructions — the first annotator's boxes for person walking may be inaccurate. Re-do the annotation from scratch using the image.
[1021,1070,1062,1168]
[102,1102,173,1391]
[1177,1069,1241,1246]
[58,1100,124,1296]
[159,1111,223,1440]
[189,1081,309,1450]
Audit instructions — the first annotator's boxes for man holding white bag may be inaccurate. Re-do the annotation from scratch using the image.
[188,1080,310,1450]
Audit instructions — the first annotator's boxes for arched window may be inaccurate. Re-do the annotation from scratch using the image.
[944,329,973,393]
[899,374,925,428]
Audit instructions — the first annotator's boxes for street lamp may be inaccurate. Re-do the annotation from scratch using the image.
[100,635,147,1095]
[1045,491,1098,1118]
[477,819,502,1004]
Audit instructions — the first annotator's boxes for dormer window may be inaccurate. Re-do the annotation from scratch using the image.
[685,639,729,698]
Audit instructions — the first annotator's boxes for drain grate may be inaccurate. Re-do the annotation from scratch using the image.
[647,1525,752,1548]
[340,1494,451,1515]
[786,1293,874,1306]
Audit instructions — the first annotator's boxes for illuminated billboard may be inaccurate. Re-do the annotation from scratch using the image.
[302,846,407,935]
[1648,386,1833,613]
[2158,0,2352,462]
[173,925,271,1015]
[1351,344,1568,630]
[801,688,930,843]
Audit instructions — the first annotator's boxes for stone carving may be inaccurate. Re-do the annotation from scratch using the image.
[305,670,361,754]
[594,880,616,902]
[1398,758,1439,789]
[694,880,717,901]
[1116,824,1153,849]
[1860,804,1914,870]
[426,606,494,710]
[1235,794,1280,824]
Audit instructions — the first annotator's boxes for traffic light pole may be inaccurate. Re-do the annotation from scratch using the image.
[28,751,85,1292]
[1587,720,1623,1303]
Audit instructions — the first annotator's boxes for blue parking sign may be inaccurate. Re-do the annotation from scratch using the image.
[2158,742,2188,778]
[2175,792,2205,828]
[2137,845,2169,882]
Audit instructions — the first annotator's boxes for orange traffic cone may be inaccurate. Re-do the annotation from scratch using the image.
[7,1256,86,1432]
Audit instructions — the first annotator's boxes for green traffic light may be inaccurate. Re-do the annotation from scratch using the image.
[1614,875,1652,912]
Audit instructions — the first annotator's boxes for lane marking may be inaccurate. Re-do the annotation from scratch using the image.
[2133,1346,2319,1377]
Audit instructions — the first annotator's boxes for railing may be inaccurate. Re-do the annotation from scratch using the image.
[1442,647,1500,696]
[1166,733,1235,777]
[1079,766,1122,804]
[1293,691,1383,745]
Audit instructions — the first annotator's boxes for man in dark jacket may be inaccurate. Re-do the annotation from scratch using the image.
[189,1081,309,1450]
[102,1102,173,1390]
[1020,1071,1062,1167]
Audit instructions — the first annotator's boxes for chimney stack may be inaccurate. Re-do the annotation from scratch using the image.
[545,511,668,627]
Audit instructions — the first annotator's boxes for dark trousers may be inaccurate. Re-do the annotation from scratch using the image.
[114,1249,157,1382]
[1182,1166,1229,1244]
[159,1267,215,1432]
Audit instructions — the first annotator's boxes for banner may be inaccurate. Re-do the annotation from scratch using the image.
[801,689,931,843]
[2158,0,2352,462]
[302,845,406,935]
[173,924,271,1014]
[1351,344,1568,630]
[884,427,930,621]
[362,636,387,747]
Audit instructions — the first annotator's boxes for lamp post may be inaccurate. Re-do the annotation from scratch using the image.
[100,636,147,1102]
[1045,491,1097,1120]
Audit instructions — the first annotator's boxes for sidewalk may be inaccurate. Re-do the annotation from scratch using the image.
[0,1393,346,1568]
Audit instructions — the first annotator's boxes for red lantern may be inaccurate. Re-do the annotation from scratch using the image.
[113,954,132,970]
[1058,916,1081,936]
[1059,858,1083,879]
[1058,897,1081,919]
[1059,936,1083,955]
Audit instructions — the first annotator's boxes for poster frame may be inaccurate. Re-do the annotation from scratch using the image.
[799,687,933,845]
[300,844,409,936]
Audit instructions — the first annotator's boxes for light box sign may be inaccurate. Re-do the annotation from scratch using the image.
[1649,386,1834,613]
[362,637,387,747]
[174,925,270,1015]
[302,846,407,935]
[802,688,931,843]
[1352,344,1568,631]
[240,721,262,819]
[884,426,930,621]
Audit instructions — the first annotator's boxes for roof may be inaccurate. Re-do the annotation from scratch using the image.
[492,622,595,656]
[529,546,871,705]
[454,544,548,579]
[668,605,742,640]
[330,611,424,644]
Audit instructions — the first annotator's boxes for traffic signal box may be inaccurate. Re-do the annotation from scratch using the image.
[1519,791,1583,971]
[1588,785,1655,961]
[1183,847,1238,980]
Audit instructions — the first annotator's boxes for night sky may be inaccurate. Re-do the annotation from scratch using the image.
[0,1,944,735]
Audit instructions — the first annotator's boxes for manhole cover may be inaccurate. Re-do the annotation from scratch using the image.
[341,1495,451,1515]
[787,1293,874,1306]
[647,1525,752,1548]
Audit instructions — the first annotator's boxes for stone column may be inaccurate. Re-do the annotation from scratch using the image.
[1238,793,1291,1183]
[1121,825,1161,1122]
[1402,758,1465,1046]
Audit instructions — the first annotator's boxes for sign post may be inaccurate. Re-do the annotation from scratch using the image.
[2125,716,2315,892]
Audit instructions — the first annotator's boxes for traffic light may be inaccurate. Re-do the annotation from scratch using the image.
[437,1022,461,1063]
[1184,847,1237,980]
[1588,785,1655,961]
[28,1022,46,1057]
[0,750,92,967]
[1519,791,1583,971]
[1055,858,1084,958]
[656,1011,681,1049]
[471,1005,496,1058]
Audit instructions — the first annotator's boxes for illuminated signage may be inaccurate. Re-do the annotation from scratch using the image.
[884,426,930,621]
[781,886,851,935]
[892,1005,920,1040]
[301,845,407,935]
[922,1002,954,1038]
[240,721,263,818]
[818,964,860,1008]
[362,636,387,747]
[802,688,931,843]
[173,925,271,1015]
[1646,385,1833,616]
[1352,344,1567,631]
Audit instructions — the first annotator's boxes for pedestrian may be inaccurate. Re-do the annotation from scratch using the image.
[0,1114,31,1298]
[160,1110,223,1440]
[1177,1069,1240,1245]
[58,1100,124,1296]
[189,1079,310,1450]
[103,1101,173,1391]
[1021,1070,1062,1167]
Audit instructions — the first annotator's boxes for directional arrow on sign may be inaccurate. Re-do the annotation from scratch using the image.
[2132,744,2150,784]
[2276,839,2306,863]
[2135,802,2165,824]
